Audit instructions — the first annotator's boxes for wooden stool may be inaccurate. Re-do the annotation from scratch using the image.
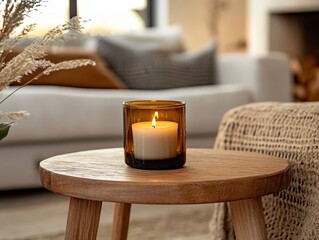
[39,148,291,240]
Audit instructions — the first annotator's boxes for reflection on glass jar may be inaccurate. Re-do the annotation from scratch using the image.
[123,100,186,170]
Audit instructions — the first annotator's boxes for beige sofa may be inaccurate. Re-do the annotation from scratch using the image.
[0,49,292,191]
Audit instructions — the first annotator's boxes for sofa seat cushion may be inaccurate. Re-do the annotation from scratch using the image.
[1,85,251,144]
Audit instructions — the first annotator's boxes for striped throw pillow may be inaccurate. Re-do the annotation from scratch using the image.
[97,37,216,90]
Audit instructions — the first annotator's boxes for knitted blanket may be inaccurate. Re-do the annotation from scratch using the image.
[209,102,319,239]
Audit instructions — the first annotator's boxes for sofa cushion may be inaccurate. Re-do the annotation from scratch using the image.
[97,37,217,90]
[114,26,184,52]
[85,25,185,52]
[1,84,251,144]
[9,48,126,89]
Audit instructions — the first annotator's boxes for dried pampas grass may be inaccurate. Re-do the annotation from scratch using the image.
[0,0,96,130]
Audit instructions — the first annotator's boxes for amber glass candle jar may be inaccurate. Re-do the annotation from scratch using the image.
[123,100,186,170]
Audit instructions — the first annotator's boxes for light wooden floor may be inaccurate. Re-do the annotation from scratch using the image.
[0,189,211,239]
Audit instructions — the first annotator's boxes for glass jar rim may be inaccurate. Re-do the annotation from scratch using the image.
[123,100,185,109]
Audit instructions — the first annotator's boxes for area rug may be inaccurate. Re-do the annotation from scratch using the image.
[9,208,212,240]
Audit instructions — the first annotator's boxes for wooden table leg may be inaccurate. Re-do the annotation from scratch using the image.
[65,197,102,240]
[229,197,267,240]
[112,203,132,240]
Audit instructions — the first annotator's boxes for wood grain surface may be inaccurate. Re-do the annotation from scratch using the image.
[112,203,131,240]
[65,197,102,240]
[39,148,291,204]
[230,197,267,240]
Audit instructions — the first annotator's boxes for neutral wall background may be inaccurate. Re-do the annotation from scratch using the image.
[168,0,218,51]
[167,0,247,53]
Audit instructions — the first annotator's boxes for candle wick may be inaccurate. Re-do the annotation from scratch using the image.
[152,115,157,128]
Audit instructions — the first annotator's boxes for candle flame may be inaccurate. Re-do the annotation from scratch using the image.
[152,111,158,128]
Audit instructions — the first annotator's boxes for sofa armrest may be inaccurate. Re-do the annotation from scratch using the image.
[216,52,293,102]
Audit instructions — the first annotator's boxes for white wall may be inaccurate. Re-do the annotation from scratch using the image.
[248,0,319,54]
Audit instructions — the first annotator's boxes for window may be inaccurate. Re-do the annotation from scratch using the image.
[77,0,147,34]
[22,0,151,37]
[18,0,69,37]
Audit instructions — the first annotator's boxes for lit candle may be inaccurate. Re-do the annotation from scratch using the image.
[132,112,178,160]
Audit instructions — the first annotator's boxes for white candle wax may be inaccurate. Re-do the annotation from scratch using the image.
[132,121,178,160]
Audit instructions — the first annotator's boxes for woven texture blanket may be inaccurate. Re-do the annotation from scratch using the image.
[209,102,319,240]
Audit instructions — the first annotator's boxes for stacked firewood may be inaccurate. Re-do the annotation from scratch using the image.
[291,57,319,101]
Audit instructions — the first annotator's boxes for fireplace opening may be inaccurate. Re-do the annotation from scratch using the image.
[269,11,319,101]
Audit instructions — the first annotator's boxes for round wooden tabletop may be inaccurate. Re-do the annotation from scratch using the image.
[39,148,291,204]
